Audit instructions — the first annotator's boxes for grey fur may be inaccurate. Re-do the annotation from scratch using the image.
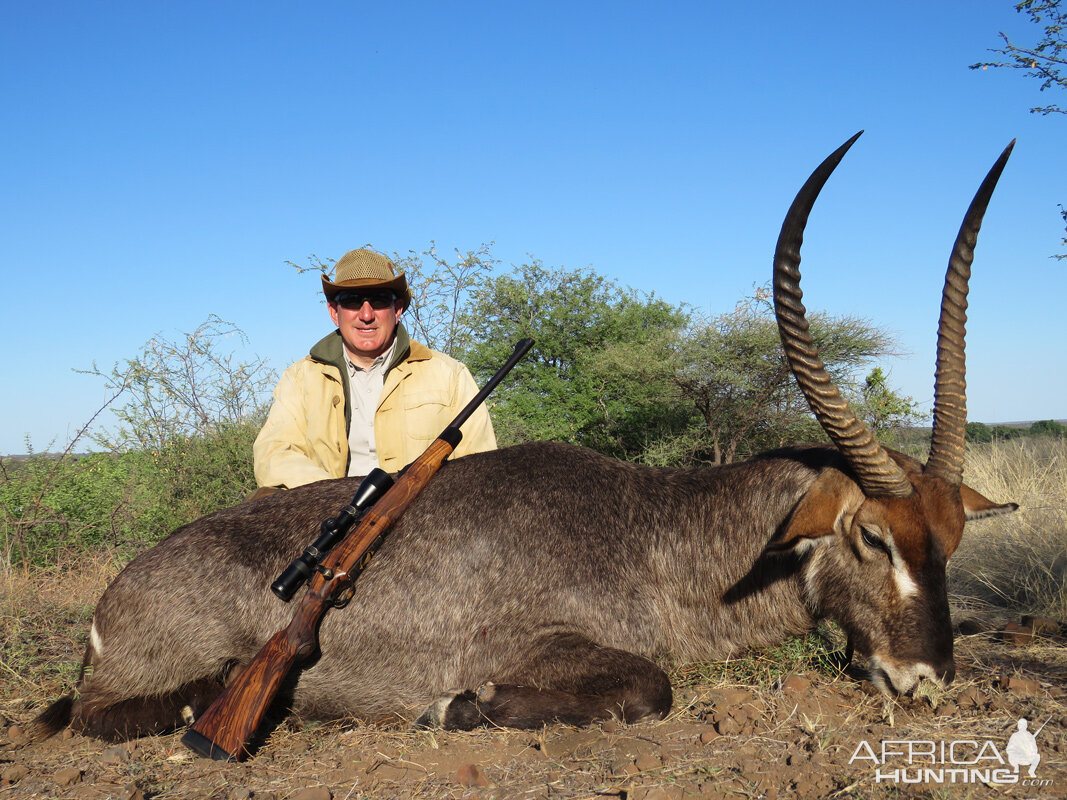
[49,441,985,737]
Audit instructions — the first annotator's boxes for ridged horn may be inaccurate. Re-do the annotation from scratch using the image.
[925,141,1015,486]
[773,132,913,498]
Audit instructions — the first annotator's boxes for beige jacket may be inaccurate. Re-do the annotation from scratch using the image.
[254,326,496,488]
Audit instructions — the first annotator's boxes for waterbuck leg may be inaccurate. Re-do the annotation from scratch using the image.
[71,677,226,741]
[417,633,672,730]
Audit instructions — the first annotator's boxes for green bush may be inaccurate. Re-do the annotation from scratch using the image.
[966,421,993,443]
[1,422,261,569]
[1030,419,1066,437]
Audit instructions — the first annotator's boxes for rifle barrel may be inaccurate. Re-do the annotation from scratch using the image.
[446,338,533,433]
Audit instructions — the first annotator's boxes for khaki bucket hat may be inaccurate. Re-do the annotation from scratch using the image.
[321,248,410,309]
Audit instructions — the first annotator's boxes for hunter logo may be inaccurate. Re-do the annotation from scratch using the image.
[848,717,1053,788]
[1006,717,1043,777]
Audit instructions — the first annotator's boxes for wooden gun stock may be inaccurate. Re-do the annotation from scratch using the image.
[183,339,533,761]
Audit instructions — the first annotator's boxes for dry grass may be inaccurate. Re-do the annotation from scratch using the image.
[950,437,1067,620]
[0,551,119,704]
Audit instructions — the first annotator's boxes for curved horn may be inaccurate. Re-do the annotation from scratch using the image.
[925,141,1015,485]
[773,132,913,498]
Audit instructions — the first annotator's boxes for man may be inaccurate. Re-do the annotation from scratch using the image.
[253,248,495,489]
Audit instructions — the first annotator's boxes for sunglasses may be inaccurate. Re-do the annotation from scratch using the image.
[334,291,397,310]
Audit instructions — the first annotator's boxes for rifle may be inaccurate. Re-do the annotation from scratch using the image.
[182,338,534,761]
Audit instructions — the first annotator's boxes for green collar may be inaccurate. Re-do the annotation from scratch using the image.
[307,324,414,443]
[309,323,413,374]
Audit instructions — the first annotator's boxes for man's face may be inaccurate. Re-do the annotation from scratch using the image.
[328,290,404,367]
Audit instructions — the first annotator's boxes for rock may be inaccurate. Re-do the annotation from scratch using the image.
[1,764,30,783]
[6,724,26,743]
[729,703,757,723]
[55,767,84,786]
[954,617,990,635]
[230,788,254,800]
[781,674,812,694]
[291,788,331,800]
[707,688,754,710]
[989,694,1012,711]
[957,687,986,708]
[124,786,146,800]
[716,716,745,736]
[698,728,719,745]
[101,744,133,764]
[1022,615,1062,636]
[631,787,673,800]
[610,757,638,776]
[1002,622,1034,645]
[658,743,685,764]
[614,737,659,760]
[547,729,608,758]
[1006,676,1041,696]
[456,763,489,787]
[601,720,620,734]
[634,752,660,771]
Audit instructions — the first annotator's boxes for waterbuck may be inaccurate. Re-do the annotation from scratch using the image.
[31,134,1017,742]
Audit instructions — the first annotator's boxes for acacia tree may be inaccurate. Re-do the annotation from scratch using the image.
[655,287,901,465]
[391,242,497,356]
[973,0,1066,115]
[855,367,923,443]
[973,0,1067,258]
[82,316,277,524]
[462,273,910,466]
[459,261,688,455]
[84,316,275,452]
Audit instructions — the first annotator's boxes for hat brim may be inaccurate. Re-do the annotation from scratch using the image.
[322,273,410,309]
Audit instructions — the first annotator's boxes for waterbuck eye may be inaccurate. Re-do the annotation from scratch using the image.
[860,526,887,554]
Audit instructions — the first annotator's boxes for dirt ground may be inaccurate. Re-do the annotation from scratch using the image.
[1,627,1064,800]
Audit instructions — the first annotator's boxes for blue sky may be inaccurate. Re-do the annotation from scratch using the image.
[2,1,1063,454]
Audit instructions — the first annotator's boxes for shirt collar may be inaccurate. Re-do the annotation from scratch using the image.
[344,335,398,377]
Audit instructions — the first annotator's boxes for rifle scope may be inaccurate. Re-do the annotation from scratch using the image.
[270,468,395,601]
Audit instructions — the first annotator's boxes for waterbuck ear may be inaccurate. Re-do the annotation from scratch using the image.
[960,483,1018,521]
[766,468,866,552]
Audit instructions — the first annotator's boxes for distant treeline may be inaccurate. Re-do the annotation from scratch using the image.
[966,419,1066,443]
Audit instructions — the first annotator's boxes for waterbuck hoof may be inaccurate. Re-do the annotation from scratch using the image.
[412,689,464,729]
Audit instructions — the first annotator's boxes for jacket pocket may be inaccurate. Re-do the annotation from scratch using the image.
[402,389,452,439]
[403,388,451,410]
